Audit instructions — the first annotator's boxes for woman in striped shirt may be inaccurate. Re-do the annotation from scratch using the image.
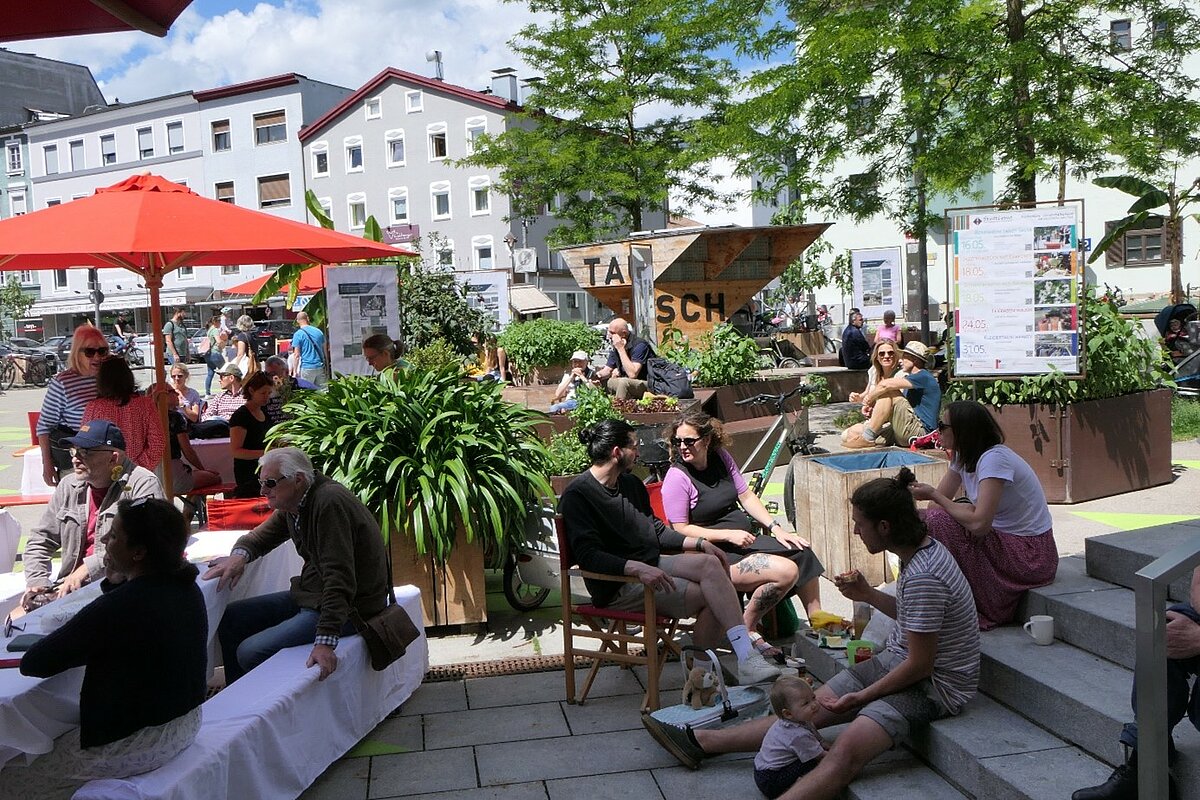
[37,325,109,486]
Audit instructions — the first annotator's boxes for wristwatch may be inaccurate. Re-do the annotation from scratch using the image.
[769,520,783,532]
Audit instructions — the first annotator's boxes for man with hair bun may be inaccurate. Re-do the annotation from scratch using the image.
[643,468,980,800]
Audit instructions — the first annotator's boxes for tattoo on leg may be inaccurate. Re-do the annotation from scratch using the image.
[735,554,771,576]
[750,584,783,613]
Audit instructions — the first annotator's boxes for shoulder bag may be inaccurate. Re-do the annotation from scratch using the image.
[348,539,420,671]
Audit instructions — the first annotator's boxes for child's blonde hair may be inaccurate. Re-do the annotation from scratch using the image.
[769,675,814,717]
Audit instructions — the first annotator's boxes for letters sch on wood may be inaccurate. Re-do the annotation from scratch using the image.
[581,255,729,325]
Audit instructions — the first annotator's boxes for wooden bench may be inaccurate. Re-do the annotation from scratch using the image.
[74,585,428,800]
[0,494,52,508]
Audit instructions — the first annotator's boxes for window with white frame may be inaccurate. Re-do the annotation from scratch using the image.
[72,193,87,201]
[365,97,382,119]
[388,187,409,224]
[406,90,423,112]
[547,193,563,214]
[215,181,235,203]
[166,121,184,154]
[345,136,364,172]
[468,176,491,215]
[137,127,154,159]
[348,193,367,229]
[465,117,487,153]
[19,271,34,285]
[211,119,231,151]
[54,269,67,289]
[45,198,61,207]
[69,139,83,171]
[385,129,405,167]
[178,266,193,279]
[222,265,240,275]
[44,144,58,174]
[100,134,116,165]
[258,174,291,208]
[430,181,451,220]
[472,235,494,270]
[10,189,26,215]
[6,142,21,174]
[311,142,329,177]
[437,240,454,268]
[1110,19,1132,50]
[427,123,448,160]
[254,110,287,145]
[315,197,333,223]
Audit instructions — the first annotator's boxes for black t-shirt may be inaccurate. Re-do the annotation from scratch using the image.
[230,405,272,492]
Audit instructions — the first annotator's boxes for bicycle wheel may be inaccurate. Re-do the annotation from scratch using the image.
[29,360,49,387]
[126,347,144,367]
[0,361,15,391]
[823,335,837,354]
[503,555,551,611]
[778,358,802,369]
[783,461,796,529]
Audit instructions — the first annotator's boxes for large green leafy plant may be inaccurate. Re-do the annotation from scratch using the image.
[497,318,603,373]
[546,385,623,476]
[692,323,760,387]
[945,290,1172,406]
[271,367,553,560]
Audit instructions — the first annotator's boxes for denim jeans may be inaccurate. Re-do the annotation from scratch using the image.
[1120,603,1200,755]
[217,591,355,684]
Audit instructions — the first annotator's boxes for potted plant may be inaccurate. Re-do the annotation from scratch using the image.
[944,290,1175,502]
[497,318,603,385]
[271,366,553,626]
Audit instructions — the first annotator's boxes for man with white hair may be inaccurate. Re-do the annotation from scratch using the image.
[204,447,389,683]
[288,312,328,390]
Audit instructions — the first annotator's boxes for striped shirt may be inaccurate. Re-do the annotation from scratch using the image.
[36,369,98,435]
[886,538,980,713]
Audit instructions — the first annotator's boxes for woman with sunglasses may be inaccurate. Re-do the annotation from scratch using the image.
[660,412,826,659]
[81,358,167,473]
[841,341,901,445]
[36,325,109,487]
[168,363,202,423]
[0,498,207,799]
[908,401,1057,629]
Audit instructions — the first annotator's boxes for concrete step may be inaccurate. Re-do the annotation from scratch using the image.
[1084,523,1200,602]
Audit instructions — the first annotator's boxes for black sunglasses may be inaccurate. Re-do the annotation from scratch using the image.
[937,420,951,431]
[81,347,109,357]
[259,475,291,490]
[671,436,702,447]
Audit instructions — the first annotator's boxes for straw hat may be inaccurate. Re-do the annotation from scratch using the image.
[901,341,929,364]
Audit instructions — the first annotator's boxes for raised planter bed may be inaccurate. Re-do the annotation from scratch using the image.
[390,521,487,628]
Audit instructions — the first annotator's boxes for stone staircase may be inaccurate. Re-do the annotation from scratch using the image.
[793,523,1200,800]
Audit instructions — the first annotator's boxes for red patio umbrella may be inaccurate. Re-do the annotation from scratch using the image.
[0,173,412,488]
[2,1,194,41]
[224,265,327,296]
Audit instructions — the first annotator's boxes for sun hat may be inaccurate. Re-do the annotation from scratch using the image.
[901,341,929,364]
[218,363,243,378]
[65,420,126,451]
[571,350,589,361]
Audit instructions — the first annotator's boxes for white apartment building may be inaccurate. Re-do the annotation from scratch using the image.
[24,73,351,335]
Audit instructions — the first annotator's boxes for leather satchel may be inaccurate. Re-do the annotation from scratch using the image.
[353,592,419,671]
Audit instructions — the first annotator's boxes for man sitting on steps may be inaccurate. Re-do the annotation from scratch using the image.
[1073,565,1200,800]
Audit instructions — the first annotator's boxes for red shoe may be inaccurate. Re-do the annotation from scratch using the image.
[909,429,942,450]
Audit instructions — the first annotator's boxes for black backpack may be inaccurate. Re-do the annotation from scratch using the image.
[646,356,694,399]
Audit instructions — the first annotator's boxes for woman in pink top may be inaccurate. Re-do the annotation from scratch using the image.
[874,310,902,344]
[82,358,166,472]
[660,412,825,658]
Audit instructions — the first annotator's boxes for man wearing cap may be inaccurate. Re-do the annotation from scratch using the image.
[550,350,597,413]
[202,363,247,422]
[848,341,941,448]
[19,420,164,610]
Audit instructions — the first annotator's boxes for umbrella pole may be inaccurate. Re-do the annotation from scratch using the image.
[147,281,174,500]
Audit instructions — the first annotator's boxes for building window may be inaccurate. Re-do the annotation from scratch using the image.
[222,265,240,275]
[1105,215,1167,266]
[385,129,405,167]
[365,97,382,119]
[254,110,287,145]
[215,181,235,203]
[1110,19,1132,51]
[212,119,231,152]
[468,176,491,215]
[257,174,291,208]
[848,95,876,136]
[406,90,423,113]
[1153,16,1170,41]
[178,266,193,279]
[437,240,454,268]
[45,198,61,207]
[465,117,487,153]
[69,139,83,171]
[345,137,363,172]
[166,121,184,154]
[10,190,26,215]
[312,145,329,177]
[427,123,448,160]
[6,142,22,174]
[315,196,333,224]
[54,269,68,289]
[137,127,154,159]
[388,187,409,224]
[44,144,58,174]
[100,134,116,165]
[19,271,34,285]
[348,193,367,229]
[473,236,494,270]
[430,181,451,220]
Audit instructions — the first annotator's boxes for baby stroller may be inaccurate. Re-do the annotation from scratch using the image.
[1155,303,1198,361]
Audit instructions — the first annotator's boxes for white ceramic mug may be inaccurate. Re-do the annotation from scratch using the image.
[1023,615,1054,646]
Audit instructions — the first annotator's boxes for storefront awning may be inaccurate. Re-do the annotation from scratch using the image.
[30,286,213,316]
[509,285,558,316]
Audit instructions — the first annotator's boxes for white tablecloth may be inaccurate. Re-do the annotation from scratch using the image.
[0,529,302,769]
[20,449,54,497]
[0,511,20,573]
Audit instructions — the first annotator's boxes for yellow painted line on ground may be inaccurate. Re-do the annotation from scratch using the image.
[1070,512,1200,532]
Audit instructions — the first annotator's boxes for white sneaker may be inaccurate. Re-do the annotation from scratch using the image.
[737,652,782,685]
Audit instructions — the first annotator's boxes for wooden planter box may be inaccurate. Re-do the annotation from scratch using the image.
[986,388,1173,504]
[791,448,948,585]
[390,521,487,628]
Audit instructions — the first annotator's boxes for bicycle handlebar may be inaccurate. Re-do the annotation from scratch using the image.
[733,382,819,407]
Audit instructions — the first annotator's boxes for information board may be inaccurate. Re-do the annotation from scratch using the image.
[851,247,903,318]
[325,265,400,377]
[951,204,1083,377]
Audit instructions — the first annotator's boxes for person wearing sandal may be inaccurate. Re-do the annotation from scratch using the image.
[660,412,826,660]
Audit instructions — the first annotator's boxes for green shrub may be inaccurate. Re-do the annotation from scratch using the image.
[693,323,760,387]
[569,384,622,429]
[497,318,603,373]
[832,408,866,429]
[404,337,463,372]
[546,430,591,475]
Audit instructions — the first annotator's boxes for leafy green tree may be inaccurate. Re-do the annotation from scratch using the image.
[399,262,494,355]
[0,276,34,340]
[458,0,744,245]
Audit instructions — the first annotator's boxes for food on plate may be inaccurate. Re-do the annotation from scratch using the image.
[808,610,852,631]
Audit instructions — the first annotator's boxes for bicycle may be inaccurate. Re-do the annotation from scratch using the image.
[734,382,827,526]
[1103,282,1127,308]
[0,351,55,390]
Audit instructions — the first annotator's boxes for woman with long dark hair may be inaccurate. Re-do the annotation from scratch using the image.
[228,372,275,498]
[81,358,165,472]
[909,400,1057,629]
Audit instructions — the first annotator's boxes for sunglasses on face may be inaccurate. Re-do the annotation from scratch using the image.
[671,436,701,448]
[259,475,289,490]
[878,351,896,358]
[937,420,951,431]
[70,446,110,459]
[82,347,109,357]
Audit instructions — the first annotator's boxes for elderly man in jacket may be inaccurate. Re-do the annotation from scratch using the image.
[20,419,164,610]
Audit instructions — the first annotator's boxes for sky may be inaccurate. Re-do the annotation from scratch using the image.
[9,0,753,225]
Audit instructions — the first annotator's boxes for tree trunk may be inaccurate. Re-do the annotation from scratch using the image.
[1006,0,1037,205]
[1167,206,1183,303]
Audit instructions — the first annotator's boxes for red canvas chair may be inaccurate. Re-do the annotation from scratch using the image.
[556,517,688,712]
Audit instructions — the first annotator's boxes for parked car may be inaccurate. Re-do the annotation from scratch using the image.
[55,334,128,363]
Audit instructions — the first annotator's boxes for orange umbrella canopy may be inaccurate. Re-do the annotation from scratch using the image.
[224,265,327,296]
[2,1,194,41]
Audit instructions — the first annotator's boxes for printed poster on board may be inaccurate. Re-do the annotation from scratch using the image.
[851,247,903,318]
[324,265,400,377]
[951,204,1083,377]
[455,269,511,328]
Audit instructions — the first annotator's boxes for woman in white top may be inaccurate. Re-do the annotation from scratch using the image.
[909,400,1057,629]
[841,341,901,445]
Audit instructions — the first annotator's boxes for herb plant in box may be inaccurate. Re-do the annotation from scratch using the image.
[544,385,621,494]
[272,366,553,625]
[497,318,603,385]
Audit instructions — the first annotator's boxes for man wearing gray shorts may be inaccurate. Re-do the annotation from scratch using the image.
[560,419,783,686]
[643,467,980,799]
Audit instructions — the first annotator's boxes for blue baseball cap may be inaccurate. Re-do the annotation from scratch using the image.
[65,420,126,451]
